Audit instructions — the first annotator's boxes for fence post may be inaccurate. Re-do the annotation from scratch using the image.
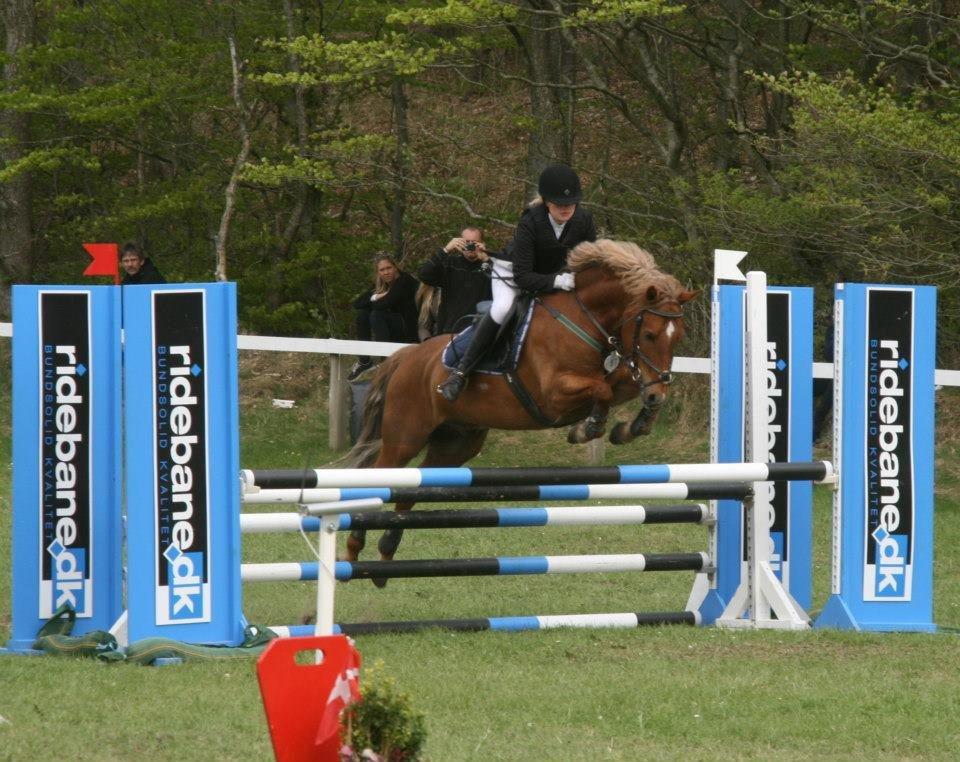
[328,356,349,450]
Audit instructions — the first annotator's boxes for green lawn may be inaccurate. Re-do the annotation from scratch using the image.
[2,349,960,761]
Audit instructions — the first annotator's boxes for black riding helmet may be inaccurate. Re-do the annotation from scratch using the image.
[538,164,582,205]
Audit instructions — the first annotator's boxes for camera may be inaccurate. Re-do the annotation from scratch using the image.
[464,242,477,252]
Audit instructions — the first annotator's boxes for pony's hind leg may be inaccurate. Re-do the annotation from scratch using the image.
[372,425,489,588]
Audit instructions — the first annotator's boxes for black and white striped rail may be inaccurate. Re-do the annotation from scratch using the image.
[242,481,753,505]
[269,610,700,636]
[242,461,832,490]
[242,552,711,582]
[239,503,711,534]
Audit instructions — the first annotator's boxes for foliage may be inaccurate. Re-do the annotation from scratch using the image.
[342,660,427,762]
[1,1,958,360]
[696,71,960,360]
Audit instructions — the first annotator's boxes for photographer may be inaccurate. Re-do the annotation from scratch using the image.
[418,226,492,335]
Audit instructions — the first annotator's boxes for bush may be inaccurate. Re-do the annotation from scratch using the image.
[341,660,427,762]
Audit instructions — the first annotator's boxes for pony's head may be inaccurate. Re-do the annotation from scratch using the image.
[568,239,699,408]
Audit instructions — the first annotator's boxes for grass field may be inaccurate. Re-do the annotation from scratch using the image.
[2,348,960,760]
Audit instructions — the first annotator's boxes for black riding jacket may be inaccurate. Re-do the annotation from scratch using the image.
[499,203,597,292]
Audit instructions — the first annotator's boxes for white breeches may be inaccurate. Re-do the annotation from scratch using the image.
[489,258,518,324]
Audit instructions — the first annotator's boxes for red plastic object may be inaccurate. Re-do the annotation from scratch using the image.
[257,635,361,762]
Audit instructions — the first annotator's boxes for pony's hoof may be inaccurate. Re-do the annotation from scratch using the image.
[609,422,630,445]
[371,577,389,589]
[567,426,584,444]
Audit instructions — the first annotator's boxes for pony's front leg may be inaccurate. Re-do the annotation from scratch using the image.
[552,374,613,444]
[567,400,611,444]
[609,404,662,445]
[344,530,366,563]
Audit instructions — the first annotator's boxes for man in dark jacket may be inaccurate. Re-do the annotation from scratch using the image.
[349,253,419,380]
[437,164,597,401]
[418,226,492,335]
[120,242,166,285]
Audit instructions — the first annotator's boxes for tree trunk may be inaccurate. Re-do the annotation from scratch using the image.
[522,0,576,199]
[0,0,36,318]
[214,35,251,283]
[388,77,409,258]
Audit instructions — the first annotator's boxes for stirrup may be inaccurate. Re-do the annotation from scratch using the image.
[437,370,467,402]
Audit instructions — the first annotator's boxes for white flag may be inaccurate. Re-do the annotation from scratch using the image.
[714,249,748,283]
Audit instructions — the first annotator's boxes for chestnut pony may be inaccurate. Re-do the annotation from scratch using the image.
[342,239,697,574]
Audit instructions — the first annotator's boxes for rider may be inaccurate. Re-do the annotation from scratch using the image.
[437,163,598,402]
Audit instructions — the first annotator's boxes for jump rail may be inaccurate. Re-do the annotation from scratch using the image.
[242,552,711,582]
[268,611,701,637]
[242,482,754,505]
[238,503,711,534]
[241,461,833,490]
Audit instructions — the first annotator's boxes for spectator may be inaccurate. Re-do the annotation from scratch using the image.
[418,226,492,335]
[348,253,419,380]
[120,242,166,285]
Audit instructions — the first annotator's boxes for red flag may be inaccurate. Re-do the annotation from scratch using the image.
[316,645,361,756]
[83,243,120,284]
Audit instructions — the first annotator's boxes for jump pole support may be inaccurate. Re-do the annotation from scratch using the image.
[717,271,809,630]
[303,499,384,638]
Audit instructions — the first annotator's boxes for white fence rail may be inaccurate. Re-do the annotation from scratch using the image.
[3,322,959,452]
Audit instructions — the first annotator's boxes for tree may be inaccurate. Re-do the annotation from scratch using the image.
[0,0,36,319]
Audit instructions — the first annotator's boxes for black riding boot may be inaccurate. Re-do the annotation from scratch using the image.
[437,313,501,402]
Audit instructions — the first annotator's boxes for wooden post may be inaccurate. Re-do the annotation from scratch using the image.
[586,437,605,466]
[328,355,348,451]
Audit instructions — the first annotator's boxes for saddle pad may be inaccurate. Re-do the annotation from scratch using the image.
[441,299,536,374]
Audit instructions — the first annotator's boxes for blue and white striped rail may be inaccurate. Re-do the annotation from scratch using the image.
[242,552,710,582]
[242,482,752,505]
[239,503,710,534]
[269,610,701,636]
[242,461,832,490]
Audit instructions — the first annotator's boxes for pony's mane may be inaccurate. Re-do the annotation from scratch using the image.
[567,239,683,302]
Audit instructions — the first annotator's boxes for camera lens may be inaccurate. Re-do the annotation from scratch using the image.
[465,242,476,251]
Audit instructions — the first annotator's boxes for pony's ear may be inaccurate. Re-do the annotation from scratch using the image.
[644,284,660,304]
[678,289,701,304]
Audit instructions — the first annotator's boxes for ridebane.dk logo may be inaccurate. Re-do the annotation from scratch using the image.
[153,291,211,624]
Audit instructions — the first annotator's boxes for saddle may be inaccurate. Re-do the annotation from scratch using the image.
[441,294,560,426]
[441,294,535,375]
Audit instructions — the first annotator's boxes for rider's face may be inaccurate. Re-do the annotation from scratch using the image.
[546,202,577,225]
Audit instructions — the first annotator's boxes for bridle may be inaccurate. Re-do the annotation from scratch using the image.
[541,291,685,396]
[622,303,685,392]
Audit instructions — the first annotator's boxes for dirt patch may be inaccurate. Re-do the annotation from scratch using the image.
[238,351,328,406]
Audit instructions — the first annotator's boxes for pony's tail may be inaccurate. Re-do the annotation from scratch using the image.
[332,351,404,468]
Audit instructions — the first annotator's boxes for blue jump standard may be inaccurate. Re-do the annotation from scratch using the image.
[272,611,699,636]
[243,461,830,489]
